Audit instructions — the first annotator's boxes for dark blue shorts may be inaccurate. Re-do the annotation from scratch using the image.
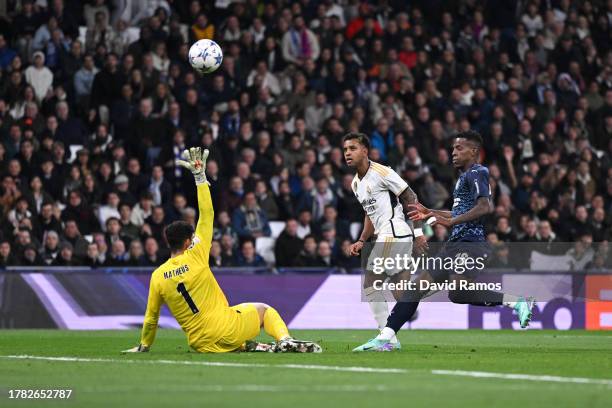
[428,240,492,282]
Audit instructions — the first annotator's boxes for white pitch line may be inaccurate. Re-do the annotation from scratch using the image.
[79,384,402,393]
[0,355,407,374]
[3,355,611,387]
[432,370,612,386]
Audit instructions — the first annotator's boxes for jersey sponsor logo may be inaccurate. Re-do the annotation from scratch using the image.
[163,264,190,279]
[361,197,377,215]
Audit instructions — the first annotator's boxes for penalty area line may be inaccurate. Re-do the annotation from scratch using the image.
[432,369,612,386]
[0,355,407,374]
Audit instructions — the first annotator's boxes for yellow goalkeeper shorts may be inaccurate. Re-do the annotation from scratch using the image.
[197,303,261,353]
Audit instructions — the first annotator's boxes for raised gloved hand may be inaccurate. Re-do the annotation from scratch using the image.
[177,147,209,185]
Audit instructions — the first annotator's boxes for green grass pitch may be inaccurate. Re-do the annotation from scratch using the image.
[0,330,611,407]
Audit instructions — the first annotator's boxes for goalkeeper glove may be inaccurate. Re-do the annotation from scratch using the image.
[121,344,150,353]
[177,147,209,185]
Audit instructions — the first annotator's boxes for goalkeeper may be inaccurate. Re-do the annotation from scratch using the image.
[124,148,321,353]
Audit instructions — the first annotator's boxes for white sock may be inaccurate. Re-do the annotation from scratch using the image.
[364,287,389,331]
[377,327,396,341]
[503,294,519,308]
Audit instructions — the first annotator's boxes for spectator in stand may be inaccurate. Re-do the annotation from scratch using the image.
[84,242,103,267]
[0,240,16,267]
[62,219,89,261]
[209,240,225,268]
[232,192,271,239]
[254,180,279,220]
[130,192,154,227]
[296,234,319,267]
[24,51,53,103]
[40,230,61,265]
[191,13,215,41]
[148,165,173,206]
[274,219,303,267]
[212,211,237,243]
[105,217,132,248]
[315,241,333,267]
[74,53,99,108]
[282,15,320,65]
[234,240,266,267]
[0,34,17,70]
[106,239,129,266]
[62,190,99,235]
[142,205,166,243]
[220,234,235,265]
[53,242,78,266]
[315,205,350,240]
[139,236,161,266]
[126,240,144,266]
[21,243,43,266]
[98,191,121,229]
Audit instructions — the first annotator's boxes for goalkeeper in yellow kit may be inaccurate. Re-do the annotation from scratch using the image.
[123,148,321,353]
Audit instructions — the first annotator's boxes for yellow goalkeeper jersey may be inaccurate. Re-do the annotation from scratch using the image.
[139,183,239,349]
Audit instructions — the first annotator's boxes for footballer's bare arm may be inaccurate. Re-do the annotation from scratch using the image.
[350,215,374,256]
[398,186,428,255]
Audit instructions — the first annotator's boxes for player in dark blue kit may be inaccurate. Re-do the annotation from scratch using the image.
[354,130,535,352]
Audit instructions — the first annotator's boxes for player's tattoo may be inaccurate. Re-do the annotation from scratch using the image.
[398,186,422,229]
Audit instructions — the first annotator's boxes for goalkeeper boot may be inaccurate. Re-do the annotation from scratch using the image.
[275,337,322,353]
[514,296,536,328]
[352,338,395,352]
[244,341,275,352]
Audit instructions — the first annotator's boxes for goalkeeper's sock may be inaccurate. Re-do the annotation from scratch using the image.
[263,306,290,341]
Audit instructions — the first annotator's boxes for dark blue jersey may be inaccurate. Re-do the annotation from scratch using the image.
[449,163,491,242]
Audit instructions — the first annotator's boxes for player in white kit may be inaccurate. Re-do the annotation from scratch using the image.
[343,133,428,349]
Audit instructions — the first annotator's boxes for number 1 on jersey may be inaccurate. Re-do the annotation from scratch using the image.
[177,282,199,314]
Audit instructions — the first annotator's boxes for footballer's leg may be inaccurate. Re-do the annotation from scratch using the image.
[353,271,435,352]
[363,277,389,330]
[446,275,535,328]
[362,238,397,344]
[444,244,535,328]
[363,270,391,335]
[371,237,415,350]
[248,303,322,353]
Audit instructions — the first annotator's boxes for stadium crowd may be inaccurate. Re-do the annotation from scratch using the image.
[0,0,610,270]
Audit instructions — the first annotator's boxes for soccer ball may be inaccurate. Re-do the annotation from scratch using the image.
[188,39,223,74]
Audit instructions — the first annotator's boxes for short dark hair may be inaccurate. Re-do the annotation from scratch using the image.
[456,130,483,148]
[342,132,370,150]
[164,221,195,252]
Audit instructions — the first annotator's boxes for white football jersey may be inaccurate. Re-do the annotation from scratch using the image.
[351,161,413,238]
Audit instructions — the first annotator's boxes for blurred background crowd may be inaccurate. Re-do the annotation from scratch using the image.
[0,0,610,270]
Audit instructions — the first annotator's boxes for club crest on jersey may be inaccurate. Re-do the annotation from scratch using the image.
[366,184,372,194]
